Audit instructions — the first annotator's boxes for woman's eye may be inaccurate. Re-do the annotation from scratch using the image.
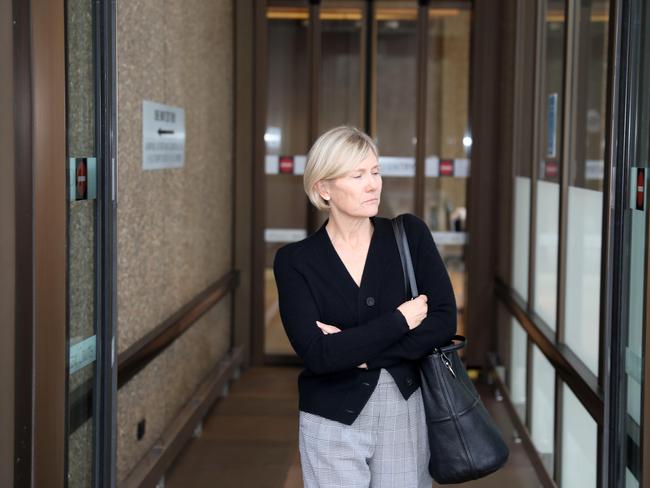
[352,174,362,179]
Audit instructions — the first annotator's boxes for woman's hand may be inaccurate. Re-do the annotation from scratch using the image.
[316,321,341,335]
[316,321,367,369]
[396,295,428,330]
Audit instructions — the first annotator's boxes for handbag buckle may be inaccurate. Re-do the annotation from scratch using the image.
[441,352,456,378]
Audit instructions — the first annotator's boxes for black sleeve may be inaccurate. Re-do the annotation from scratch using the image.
[365,214,457,369]
[273,246,410,375]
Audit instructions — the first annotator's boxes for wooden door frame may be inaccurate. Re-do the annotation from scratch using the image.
[1,0,15,485]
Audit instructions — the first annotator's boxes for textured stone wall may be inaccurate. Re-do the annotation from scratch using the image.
[115,0,233,481]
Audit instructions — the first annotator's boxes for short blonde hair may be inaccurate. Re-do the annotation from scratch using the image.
[304,126,379,211]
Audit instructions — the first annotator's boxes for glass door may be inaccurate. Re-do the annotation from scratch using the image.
[65,0,117,485]
[263,1,312,357]
[259,0,472,362]
[611,0,650,486]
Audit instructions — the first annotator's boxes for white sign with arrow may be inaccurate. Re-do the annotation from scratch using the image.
[142,100,185,170]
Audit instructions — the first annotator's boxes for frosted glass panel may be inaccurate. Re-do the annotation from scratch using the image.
[627,206,646,425]
[509,318,527,420]
[561,384,597,487]
[534,180,559,329]
[531,344,555,474]
[564,186,602,374]
[513,176,530,300]
[626,467,640,488]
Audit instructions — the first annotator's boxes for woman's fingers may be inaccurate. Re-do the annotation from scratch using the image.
[316,321,341,334]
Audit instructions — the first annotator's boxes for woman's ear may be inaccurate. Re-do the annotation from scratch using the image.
[316,180,330,202]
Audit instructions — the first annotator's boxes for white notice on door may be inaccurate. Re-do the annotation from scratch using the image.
[142,100,185,170]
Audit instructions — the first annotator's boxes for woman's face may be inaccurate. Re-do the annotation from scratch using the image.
[319,153,382,218]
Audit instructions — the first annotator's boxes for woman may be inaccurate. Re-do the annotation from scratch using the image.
[273,126,457,487]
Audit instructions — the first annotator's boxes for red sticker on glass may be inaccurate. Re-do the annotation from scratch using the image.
[279,156,294,174]
[637,168,645,210]
[440,159,454,176]
[545,160,558,178]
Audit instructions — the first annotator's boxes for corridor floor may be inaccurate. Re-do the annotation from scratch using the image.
[165,366,542,488]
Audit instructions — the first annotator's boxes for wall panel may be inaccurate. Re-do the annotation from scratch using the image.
[115,0,234,481]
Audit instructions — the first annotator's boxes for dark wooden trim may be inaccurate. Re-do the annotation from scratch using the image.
[414,1,428,217]
[306,0,321,234]
[118,271,240,388]
[1,0,15,484]
[486,353,557,488]
[496,279,603,423]
[465,0,502,367]
[118,346,244,488]
[32,0,68,484]
[251,0,268,366]
[12,0,34,484]
[367,1,377,137]
[359,2,368,133]
[362,0,373,135]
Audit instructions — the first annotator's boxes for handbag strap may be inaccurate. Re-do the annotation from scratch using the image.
[391,215,419,298]
[391,215,467,352]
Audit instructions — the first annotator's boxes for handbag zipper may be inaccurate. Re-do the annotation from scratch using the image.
[440,352,456,378]
[433,352,478,478]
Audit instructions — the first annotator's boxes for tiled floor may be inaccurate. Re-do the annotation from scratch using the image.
[166,366,542,488]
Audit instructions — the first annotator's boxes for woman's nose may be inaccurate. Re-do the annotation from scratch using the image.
[366,177,378,191]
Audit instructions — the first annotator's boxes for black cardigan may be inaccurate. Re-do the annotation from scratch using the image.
[273,213,457,425]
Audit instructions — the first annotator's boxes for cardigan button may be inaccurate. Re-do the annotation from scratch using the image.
[406,377,414,386]
[345,408,355,414]
[366,296,375,306]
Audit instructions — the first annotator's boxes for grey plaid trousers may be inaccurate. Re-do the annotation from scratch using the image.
[298,368,433,488]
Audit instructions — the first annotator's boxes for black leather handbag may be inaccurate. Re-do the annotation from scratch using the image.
[391,216,509,484]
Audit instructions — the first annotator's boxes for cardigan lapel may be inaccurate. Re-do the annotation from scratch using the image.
[358,217,393,304]
[308,219,360,318]
[307,216,395,320]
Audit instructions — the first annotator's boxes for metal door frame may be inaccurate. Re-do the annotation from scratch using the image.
[11,0,118,485]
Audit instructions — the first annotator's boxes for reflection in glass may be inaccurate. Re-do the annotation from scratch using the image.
[317,1,364,230]
[509,318,527,421]
[320,2,363,132]
[534,0,566,330]
[374,2,417,218]
[561,384,597,487]
[563,0,609,376]
[531,344,555,475]
[265,3,310,355]
[513,177,530,300]
[423,4,471,338]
